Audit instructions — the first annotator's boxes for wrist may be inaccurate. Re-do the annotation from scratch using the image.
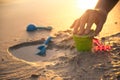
[94,8,108,16]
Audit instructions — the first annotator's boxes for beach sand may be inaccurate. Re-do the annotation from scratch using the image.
[1,29,120,80]
[0,0,120,80]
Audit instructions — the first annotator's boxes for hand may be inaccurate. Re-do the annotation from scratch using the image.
[70,9,107,36]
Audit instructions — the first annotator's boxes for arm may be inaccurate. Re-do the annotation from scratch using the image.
[95,0,119,14]
[71,0,119,36]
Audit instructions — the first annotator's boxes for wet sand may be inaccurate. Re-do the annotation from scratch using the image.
[0,0,120,80]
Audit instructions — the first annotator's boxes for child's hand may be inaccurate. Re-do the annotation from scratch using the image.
[70,9,107,36]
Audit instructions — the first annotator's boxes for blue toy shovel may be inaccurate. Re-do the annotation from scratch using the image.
[26,24,52,31]
[37,36,52,56]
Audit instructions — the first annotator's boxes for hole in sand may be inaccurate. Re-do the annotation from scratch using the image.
[9,42,66,62]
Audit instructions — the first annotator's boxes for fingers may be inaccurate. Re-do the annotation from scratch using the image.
[70,17,88,35]
[78,21,86,35]
[70,16,94,35]
[94,21,104,36]
[71,10,90,35]
[78,13,89,35]
[72,19,80,34]
[84,20,94,34]
[70,19,78,28]
[70,9,106,36]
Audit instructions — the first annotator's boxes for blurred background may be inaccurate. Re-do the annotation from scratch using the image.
[0,0,120,43]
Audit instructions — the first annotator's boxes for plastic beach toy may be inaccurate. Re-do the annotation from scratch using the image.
[37,36,52,56]
[93,38,111,52]
[26,24,52,31]
[73,35,93,51]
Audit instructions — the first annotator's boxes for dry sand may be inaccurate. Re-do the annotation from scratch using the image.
[0,0,120,80]
[1,30,120,80]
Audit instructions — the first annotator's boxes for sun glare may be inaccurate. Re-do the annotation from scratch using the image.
[76,0,98,10]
